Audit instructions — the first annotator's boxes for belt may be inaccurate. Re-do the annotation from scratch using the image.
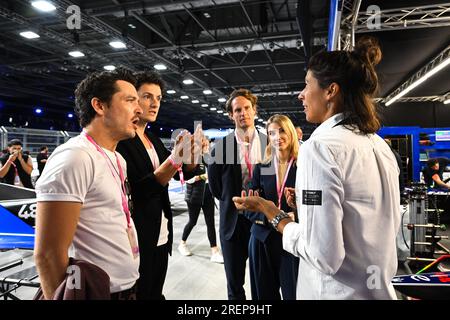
[110,284,137,300]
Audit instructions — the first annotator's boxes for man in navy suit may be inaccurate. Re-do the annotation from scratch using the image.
[207,89,266,300]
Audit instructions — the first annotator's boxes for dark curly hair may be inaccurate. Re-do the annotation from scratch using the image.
[225,88,258,114]
[74,67,136,128]
[135,71,166,92]
[307,36,382,134]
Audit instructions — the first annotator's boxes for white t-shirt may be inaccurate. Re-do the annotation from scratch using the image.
[145,148,168,246]
[35,135,140,293]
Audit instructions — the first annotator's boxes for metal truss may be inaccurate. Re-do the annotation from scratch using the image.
[356,3,450,33]
[385,44,450,105]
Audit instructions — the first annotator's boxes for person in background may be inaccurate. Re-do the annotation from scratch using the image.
[233,37,401,299]
[423,157,450,190]
[34,68,142,299]
[207,88,266,300]
[0,139,34,188]
[295,126,304,144]
[37,146,49,179]
[246,114,299,300]
[178,141,224,264]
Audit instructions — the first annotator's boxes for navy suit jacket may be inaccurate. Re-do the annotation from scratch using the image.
[207,131,267,240]
[247,160,297,243]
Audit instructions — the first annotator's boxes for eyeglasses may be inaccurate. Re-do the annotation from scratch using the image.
[124,178,134,216]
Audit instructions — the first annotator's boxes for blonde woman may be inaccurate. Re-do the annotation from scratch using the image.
[245,114,299,300]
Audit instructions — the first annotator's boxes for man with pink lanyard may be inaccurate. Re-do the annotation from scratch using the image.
[34,68,143,300]
[207,88,266,300]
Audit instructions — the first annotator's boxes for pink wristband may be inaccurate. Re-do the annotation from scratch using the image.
[168,155,182,170]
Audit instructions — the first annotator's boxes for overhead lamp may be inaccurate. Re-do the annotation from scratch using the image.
[183,79,194,85]
[69,50,85,58]
[204,12,211,18]
[103,65,116,71]
[210,107,217,111]
[35,108,43,114]
[217,110,223,114]
[218,98,226,102]
[20,31,40,39]
[109,41,127,49]
[192,100,199,104]
[154,64,167,70]
[258,118,263,122]
[385,56,450,106]
[31,1,56,12]
[203,89,212,95]
[201,104,208,107]
[128,24,136,29]
[180,95,189,99]
[67,113,74,118]
[167,90,176,94]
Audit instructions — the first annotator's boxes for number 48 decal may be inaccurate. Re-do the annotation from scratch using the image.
[18,203,37,219]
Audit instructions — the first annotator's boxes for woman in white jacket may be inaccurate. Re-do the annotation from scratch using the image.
[233,37,400,300]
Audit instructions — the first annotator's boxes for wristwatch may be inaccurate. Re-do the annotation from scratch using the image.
[270,210,291,230]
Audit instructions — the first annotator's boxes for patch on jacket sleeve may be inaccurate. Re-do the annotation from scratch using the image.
[302,190,322,205]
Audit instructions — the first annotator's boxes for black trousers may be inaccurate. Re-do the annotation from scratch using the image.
[220,215,251,300]
[136,242,169,300]
[182,188,217,247]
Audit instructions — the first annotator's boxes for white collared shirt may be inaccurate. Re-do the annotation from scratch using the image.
[283,113,400,299]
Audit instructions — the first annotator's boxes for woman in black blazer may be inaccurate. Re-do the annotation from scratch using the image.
[247,114,299,300]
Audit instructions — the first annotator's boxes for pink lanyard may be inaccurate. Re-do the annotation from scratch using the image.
[235,132,253,179]
[143,134,159,170]
[83,132,131,228]
[274,156,294,209]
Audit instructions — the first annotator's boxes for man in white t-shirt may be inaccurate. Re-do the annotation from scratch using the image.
[34,68,143,300]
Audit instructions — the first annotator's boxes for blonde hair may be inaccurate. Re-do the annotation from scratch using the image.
[263,114,299,163]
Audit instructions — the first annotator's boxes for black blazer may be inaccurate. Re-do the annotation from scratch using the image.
[207,131,266,240]
[117,132,186,252]
[247,161,297,243]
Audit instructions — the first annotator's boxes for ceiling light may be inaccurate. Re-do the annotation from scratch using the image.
[385,56,450,106]
[203,89,212,95]
[201,104,208,107]
[444,98,450,105]
[167,90,176,94]
[192,100,199,104]
[35,108,42,114]
[210,107,217,111]
[180,95,189,99]
[20,31,40,39]
[103,65,116,71]
[154,64,167,70]
[204,12,211,18]
[218,98,226,102]
[31,1,56,12]
[69,50,85,58]
[258,118,263,122]
[67,113,74,118]
[109,41,127,49]
[128,24,136,29]
[183,79,194,85]
[217,110,223,114]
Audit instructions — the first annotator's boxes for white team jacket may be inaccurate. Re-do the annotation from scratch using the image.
[283,113,400,299]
